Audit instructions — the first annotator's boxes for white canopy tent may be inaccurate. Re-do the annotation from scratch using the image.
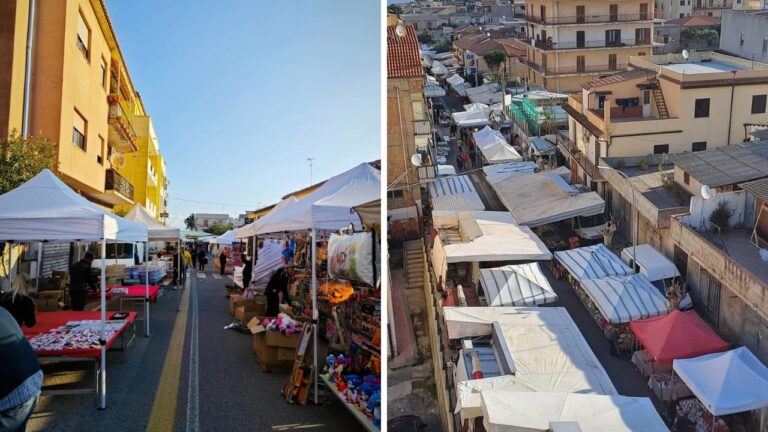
[234,196,299,239]
[124,204,181,336]
[250,240,284,292]
[483,161,537,185]
[479,263,557,307]
[0,169,149,409]
[488,169,605,227]
[472,126,522,164]
[424,83,446,98]
[428,175,485,212]
[455,376,534,425]
[452,109,492,128]
[480,391,668,432]
[211,229,237,245]
[620,244,680,282]
[674,347,768,416]
[447,73,468,96]
[430,60,449,76]
[444,307,617,396]
[578,274,669,324]
[553,244,633,282]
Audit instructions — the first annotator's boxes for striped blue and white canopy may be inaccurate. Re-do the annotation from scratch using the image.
[579,273,669,324]
[479,263,557,307]
[553,244,633,282]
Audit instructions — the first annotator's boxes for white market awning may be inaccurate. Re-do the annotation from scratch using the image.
[620,244,681,282]
[428,176,485,212]
[480,263,557,307]
[579,273,669,324]
[124,204,180,241]
[483,161,537,185]
[211,229,237,245]
[553,244,633,282]
[473,126,522,164]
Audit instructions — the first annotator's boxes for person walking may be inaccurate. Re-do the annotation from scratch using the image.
[190,246,197,269]
[241,253,253,290]
[265,266,294,317]
[456,149,465,171]
[218,249,227,276]
[197,248,206,272]
[469,145,478,168]
[0,307,42,432]
[69,252,96,311]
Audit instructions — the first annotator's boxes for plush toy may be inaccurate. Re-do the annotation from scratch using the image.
[370,391,381,427]
[324,354,336,379]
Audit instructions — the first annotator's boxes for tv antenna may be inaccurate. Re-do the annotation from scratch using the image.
[307,157,316,185]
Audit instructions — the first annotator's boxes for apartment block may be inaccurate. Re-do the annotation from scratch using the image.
[522,0,656,92]
[562,51,768,190]
[720,10,768,64]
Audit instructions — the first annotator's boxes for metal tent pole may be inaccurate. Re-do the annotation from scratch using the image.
[7,242,12,291]
[35,242,42,293]
[99,238,107,409]
[311,227,318,404]
[145,241,150,337]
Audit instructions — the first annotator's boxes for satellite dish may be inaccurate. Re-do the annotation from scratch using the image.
[110,152,127,169]
[701,184,714,200]
[682,49,690,60]
[395,24,406,38]
[410,154,423,167]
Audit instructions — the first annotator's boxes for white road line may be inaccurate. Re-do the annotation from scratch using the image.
[212,273,221,280]
[197,273,206,279]
[186,271,200,432]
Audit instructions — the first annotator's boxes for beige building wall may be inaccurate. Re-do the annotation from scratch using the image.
[0,0,30,138]
[387,77,423,210]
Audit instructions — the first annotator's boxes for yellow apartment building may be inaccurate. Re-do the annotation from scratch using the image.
[562,51,768,190]
[522,0,657,92]
[0,0,168,218]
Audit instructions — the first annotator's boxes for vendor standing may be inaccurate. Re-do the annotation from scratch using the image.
[0,307,42,432]
[265,266,294,316]
[69,252,96,311]
[241,254,253,289]
[218,249,227,276]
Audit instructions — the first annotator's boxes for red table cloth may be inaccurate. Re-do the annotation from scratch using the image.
[107,285,160,302]
[23,311,137,357]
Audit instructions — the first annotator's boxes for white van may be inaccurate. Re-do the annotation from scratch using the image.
[621,244,691,309]
[437,165,457,177]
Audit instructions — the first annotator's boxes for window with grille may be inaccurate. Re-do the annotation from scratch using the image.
[653,144,669,154]
[100,57,108,89]
[692,142,707,152]
[752,95,767,114]
[694,98,710,118]
[97,136,105,164]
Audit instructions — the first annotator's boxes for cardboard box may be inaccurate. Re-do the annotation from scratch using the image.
[233,296,266,320]
[36,290,63,311]
[265,328,302,349]
[106,264,125,278]
[229,294,246,315]
[248,318,294,373]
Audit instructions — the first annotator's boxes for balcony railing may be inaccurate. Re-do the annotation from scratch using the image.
[526,12,662,25]
[527,38,651,50]
[107,98,137,151]
[525,60,627,75]
[105,168,134,201]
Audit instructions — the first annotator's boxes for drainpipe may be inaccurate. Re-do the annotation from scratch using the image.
[22,0,37,138]
[726,70,736,145]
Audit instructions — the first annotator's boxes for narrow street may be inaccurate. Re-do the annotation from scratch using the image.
[26,266,359,432]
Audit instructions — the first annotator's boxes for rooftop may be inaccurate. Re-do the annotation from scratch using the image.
[604,156,692,210]
[387,25,423,78]
[661,60,746,74]
[665,15,721,26]
[740,177,768,202]
[671,141,768,187]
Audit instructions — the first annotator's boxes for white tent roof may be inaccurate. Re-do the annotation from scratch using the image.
[0,169,148,242]
[428,176,485,212]
[579,274,669,324]
[452,109,492,128]
[483,162,537,185]
[444,307,617,396]
[238,163,380,236]
[473,126,522,164]
[464,103,489,112]
[674,347,768,416]
[431,60,449,76]
[480,263,557,307]
[124,204,179,241]
[488,170,605,227]
[424,83,446,97]
[455,376,534,422]
[554,244,633,282]
[621,244,680,282]
[480,391,668,432]
[435,212,551,263]
[211,229,237,245]
[446,73,465,86]
[234,197,298,239]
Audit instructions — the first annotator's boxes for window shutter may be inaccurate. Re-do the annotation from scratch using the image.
[77,14,90,50]
[74,110,86,134]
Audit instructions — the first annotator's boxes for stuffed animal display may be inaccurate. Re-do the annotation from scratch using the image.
[261,313,301,336]
[323,354,381,424]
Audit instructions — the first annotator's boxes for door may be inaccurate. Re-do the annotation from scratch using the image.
[640,3,649,19]
[576,31,585,48]
[606,29,621,46]
[642,89,651,117]
[540,5,546,21]
[576,5,586,23]
[673,245,688,282]
[608,54,617,70]
[609,4,618,21]
[576,55,585,72]
[635,28,650,45]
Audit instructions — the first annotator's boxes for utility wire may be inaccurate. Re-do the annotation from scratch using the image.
[167,196,254,208]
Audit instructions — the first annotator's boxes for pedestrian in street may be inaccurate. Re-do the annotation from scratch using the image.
[469,146,477,168]
[197,248,206,271]
[69,252,96,311]
[265,266,294,316]
[190,246,197,269]
[450,123,457,138]
[218,248,227,276]
[241,253,253,290]
[456,152,464,171]
[0,307,42,432]
[606,326,618,357]
[0,286,36,329]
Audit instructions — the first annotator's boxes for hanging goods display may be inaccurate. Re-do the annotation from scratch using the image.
[327,232,374,286]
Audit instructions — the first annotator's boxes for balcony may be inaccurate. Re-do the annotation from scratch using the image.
[525,60,627,76]
[92,168,134,206]
[558,138,603,181]
[107,98,138,153]
[528,38,651,51]
[526,12,662,25]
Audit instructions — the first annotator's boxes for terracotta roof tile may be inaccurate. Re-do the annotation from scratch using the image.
[666,16,720,26]
[387,25,423,78]
[581,69,654,90]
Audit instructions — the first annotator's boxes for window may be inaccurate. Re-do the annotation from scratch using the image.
[643,90,651,104]
[694,98,710,118]
[100,57,108,89]
[680,13,685,18]
[638,51,646,56]
[605,29,621,46]
[411,92,425,121]
[683,172,690,185]
[653,144,669,154]
[609,4,618,21]
[77,12,90,59]
[640,3,649,19]
[576,56,585,72]
[740,33,745,46]
[576,5,585,23]
[576,31,585,48]
[692,141,707,152]
[680,0,685,5]
[387,190,404,200]
[97,135,105,164]
[635,28,650,44]
[73,110,87,151]
[751,95,767,114]
[608,53,617,70]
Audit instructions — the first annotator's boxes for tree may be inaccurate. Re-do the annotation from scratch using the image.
[432,40,452,54]
[184,214,197,230]
[387,4,403,16]
[0,132,57,194]
[204,222,232,236]
[709,200,734,232]
[483,51,506,76]
[418,31,434,44]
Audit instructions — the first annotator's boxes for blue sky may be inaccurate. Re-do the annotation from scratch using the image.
[106,1,381,227]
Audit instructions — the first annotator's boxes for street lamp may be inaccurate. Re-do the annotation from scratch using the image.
[597,165,638,273]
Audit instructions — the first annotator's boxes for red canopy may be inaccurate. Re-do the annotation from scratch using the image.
[629,310,729,365]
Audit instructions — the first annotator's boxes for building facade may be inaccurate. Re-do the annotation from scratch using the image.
[0,0,168,219]
[522,0,657,92]
[720,10,768,64]
[194,213,230,230]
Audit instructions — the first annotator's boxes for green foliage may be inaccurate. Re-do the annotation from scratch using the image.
[483,51,506,73]
[432,40,452,54]
[0,132,57,195]
[204,222,233,236]
[709,200,734,231]
[681,28,720,44]
[184,214,197,230]
[418,31,434,44]
[387,4,403,16]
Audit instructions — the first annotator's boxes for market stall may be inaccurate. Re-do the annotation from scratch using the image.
[0,169,148,408]
[472,126,522,165]
[478,263,557,307]
[428,175,486,212]
[482,161,536,185]
[577,273,668,324]
[455,376,533,426]
[674,347,768,431]
[553,244,633,281]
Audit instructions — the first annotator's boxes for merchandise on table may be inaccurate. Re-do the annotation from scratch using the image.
[28,320,126,352]
[123,263,167,284]
[323,354,381,429]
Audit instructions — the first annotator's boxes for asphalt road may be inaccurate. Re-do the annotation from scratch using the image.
[25,266,361,432]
